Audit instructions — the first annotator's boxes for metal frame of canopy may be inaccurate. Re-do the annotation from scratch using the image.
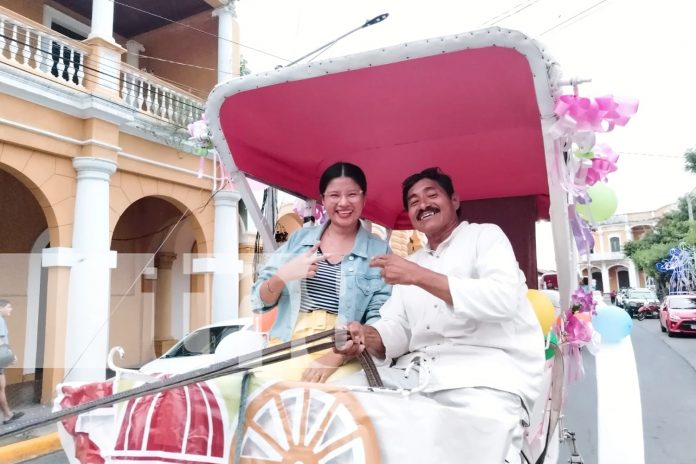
[207,26,577,311]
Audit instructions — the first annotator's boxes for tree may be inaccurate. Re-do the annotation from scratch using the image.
[623,197,696,295]
[240,55,251,76]
[685,148,696,174]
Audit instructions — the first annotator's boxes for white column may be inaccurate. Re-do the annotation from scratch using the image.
[125,40,145,69]
[628,261,638,288]
[88,0,116,42]
[213,2,237,83]
[64,157,117,382]
[601,264,610,294]
[212,190,242,322]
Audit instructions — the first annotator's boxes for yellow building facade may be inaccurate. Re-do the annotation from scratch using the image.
[0,0,247,403]
[578,204,674,294]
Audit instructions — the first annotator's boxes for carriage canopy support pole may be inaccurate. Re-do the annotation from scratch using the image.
[214,140,277,253]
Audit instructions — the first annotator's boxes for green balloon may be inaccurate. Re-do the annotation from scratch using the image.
[545,332,558,360]
[576,183,618,222]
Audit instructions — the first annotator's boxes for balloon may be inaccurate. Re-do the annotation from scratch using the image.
[545,332,558,360]
[576,311,592,322]
[575,183,618,222]
[592,305,632,344]
[527,290,555,335]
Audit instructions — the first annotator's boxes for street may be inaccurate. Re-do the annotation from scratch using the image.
[24,317,696,463]
[560,317,696,464]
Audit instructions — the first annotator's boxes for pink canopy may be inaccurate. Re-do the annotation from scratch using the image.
[216,44,551,230]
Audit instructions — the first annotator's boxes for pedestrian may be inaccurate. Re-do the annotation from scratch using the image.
[610,289,617,304]
[0,299,24,424]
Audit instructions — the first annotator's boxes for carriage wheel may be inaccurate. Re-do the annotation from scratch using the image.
[230,382,380,464]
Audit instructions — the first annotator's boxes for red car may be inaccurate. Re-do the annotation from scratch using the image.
[659,294,696,337]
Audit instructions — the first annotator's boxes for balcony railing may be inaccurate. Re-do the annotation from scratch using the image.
[119,64,204,126]
[590,251,626,261]
[0,6,205,128]
[0,10,87,88]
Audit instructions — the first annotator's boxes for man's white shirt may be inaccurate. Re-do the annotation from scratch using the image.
[372,221,545,411]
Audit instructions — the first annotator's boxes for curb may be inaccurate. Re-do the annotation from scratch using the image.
[0,432,61,463]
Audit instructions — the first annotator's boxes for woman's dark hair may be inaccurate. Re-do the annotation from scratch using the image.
[401,167,455,209]
[319,162,367,195]
[0,299,10,308]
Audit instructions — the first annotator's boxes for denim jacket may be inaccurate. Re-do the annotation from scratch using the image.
[251,222,392,342]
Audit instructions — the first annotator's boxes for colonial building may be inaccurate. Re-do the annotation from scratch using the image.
[0,0,248,402]
[579,204,673,294]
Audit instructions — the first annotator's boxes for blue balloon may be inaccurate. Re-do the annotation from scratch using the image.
[593,305,633,344]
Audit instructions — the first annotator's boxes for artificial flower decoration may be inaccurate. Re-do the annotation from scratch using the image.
[187,113,213,156]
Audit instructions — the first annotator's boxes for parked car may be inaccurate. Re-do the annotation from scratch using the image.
[623,288,659,317]
[659,294,696,337]
[140,318,254,374]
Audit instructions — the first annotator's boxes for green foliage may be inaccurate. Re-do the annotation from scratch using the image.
[623,196,694,281]
[685,148,696,174]
[240,55,251,76]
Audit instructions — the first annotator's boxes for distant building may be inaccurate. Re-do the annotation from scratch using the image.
[579,204,674,294]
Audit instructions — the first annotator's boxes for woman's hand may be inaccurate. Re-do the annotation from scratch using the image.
[277,242,328,283]
[301,352,345,383]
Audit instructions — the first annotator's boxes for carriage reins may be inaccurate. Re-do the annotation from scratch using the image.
[0,328,383,439]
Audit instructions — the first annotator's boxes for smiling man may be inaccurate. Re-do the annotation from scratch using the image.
[337,167,545,463]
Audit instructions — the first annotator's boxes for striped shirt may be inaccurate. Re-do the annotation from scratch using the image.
[299,257,341,314]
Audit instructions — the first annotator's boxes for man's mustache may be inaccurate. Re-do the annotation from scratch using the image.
[417,206,440,220]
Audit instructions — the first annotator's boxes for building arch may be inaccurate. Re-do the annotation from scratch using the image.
[110,194,208,366]
[0,161,59,396]
[0,152,69,247]
[108,170,214,254]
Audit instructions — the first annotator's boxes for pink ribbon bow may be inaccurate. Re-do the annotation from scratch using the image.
[551,95,639,137]
[585,144,619,186]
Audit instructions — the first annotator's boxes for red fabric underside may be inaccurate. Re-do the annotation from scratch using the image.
[220,46,550,229]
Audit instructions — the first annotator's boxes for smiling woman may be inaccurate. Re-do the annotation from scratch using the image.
[250,162,392,383]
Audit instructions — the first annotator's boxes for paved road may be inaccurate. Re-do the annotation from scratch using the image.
[560,317,696,464]
[24,318,696,464]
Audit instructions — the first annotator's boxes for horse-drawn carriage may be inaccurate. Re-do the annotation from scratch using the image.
[7,26,595,463]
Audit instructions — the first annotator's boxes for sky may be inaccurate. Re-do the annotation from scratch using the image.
[232,0,696,269]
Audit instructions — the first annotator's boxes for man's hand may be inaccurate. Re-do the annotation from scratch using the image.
[277,242,328,282]
[301,352,344,383]
[335,322,386,359]
[370,254,423,285]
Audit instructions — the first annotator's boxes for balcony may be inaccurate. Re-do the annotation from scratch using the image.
[590,251,626,262]
[0,6,205,129]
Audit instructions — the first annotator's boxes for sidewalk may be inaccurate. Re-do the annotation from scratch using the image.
[0,382,62,463]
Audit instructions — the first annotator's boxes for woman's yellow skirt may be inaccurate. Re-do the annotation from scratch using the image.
[254,310,362,383]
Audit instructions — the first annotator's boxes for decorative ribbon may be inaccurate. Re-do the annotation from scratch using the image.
[563,343,585,384]
[571,286,597,315]
[568,205,595,258]
[564,312,592,343]
[550,95,639,138]
[293,199,327,224]
[197,156,205,179]
[187,114,210,146]
[585,144,619,186]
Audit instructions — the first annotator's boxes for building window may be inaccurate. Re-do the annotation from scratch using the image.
[610,237,621,252]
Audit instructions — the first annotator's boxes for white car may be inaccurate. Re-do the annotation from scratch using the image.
[140,318,255,375]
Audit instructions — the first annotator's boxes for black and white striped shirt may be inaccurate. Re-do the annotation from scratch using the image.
[299,257,341,314]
